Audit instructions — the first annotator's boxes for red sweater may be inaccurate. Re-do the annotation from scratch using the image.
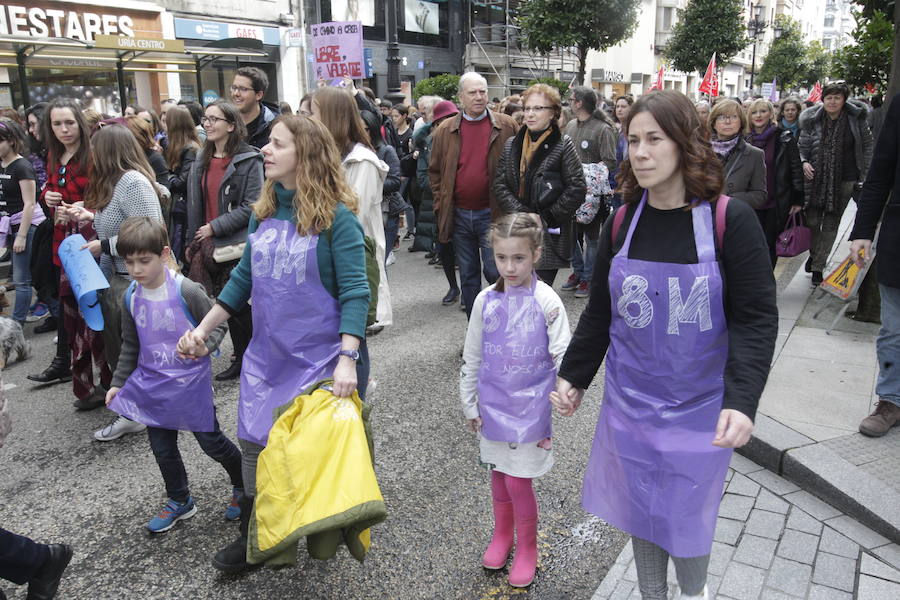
[454,116,492,210]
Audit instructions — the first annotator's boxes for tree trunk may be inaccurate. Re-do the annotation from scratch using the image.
[576,44,587,87]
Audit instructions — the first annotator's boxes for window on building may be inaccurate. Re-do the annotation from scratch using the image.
[823,38,832,49]
[663,7,674,30]
[824,14,835,28]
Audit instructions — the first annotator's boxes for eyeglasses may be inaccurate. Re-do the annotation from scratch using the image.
[230,85,255,94]
[201,115,230,126]
[715,114,740,123]
[57,164,67,187]
[523,106,552,114]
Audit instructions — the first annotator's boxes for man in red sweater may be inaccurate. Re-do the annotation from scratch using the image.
[429,72,518,318]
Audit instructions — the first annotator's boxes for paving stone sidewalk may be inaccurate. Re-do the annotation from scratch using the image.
[591,453,900,600]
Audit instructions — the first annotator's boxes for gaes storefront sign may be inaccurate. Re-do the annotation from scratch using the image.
[94,34,184,53]
[0,5,135,40]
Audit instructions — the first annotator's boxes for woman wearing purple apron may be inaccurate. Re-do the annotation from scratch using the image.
[553,91,777,600]
[178,115,370,574]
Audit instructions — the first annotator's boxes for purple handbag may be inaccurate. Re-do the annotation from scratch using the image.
[776,212,811,257]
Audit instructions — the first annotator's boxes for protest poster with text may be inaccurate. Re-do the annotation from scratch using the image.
[311,21,365,80]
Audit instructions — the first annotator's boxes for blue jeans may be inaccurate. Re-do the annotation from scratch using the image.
[571,230,600,283]
[404,205,416,232]
[147,416,243,503]
[383,213,400,266]
[11,224,35,323]
[878,285,900,407]
[452,208,499,319]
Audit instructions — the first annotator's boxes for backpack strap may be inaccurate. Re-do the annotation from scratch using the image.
[714,195,729,251]
[611,204,628,249]
[123,281,137,316]
[611,197,728,253]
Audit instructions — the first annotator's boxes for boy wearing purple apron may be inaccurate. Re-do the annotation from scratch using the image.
[555,91,777,599]
[105,217,243,534]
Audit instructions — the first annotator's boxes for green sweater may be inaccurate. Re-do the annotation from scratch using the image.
[217,184,370,339]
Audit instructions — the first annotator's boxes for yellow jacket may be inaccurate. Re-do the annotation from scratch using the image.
[248,382,386,566]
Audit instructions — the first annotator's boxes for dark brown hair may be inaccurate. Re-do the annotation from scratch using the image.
[312,87,371,155]
[42,98,92,169]
[0,118,28,155]
[200,100,246,171]
[117,215,169,257]
[618,90,724,205]
[164,106,200,172]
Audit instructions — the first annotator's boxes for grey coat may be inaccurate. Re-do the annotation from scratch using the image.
[185,142,263,247]
[493,126,587,270]
[798,99,874,204]
[722,138,767,209]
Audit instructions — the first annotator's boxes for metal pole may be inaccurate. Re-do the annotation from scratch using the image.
[749,38,757,91]
[116,59,128,115]
[16,48,29,109]
[195,59,203,103]
[384,0,404,105]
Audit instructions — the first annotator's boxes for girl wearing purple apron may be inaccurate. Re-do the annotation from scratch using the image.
[554,91,777,600]
[106,217,242,534]
[460,213,571,588]
[177,115,370,574]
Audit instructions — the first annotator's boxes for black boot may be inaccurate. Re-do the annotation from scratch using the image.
[33,316,57,334]
[26,544,73,600]
[212,494,258,573]
[26,356,72,384]
[215,358,242,381]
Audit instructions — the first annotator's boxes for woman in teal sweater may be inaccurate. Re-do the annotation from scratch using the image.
[178,115,370,573]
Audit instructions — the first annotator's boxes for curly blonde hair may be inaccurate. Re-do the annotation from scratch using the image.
[253,115,358,233]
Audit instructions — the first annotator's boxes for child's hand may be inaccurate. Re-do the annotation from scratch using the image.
[467,417,482,433]
[177,329,208,359]
[553,379,585,417]
[105,386,120,406]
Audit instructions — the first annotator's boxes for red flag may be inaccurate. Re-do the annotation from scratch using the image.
[698,53,719,97]
[648,66,665,92]
[807,82,822,103]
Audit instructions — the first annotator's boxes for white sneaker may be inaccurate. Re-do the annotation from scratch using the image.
[94,416,147,442]
[675,586,708,600]
[386,251,396,266]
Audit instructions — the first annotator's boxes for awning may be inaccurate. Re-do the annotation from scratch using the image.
[1,34,269,109]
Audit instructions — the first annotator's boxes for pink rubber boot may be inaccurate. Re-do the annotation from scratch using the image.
[482,471,514,569]
[505,474,538,588]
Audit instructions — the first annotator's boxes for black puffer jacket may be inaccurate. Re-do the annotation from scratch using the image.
[493,125,587,270]
[773,127,804,231]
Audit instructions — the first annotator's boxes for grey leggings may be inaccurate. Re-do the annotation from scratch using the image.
[632,536,709,599]
[239,439,265,497]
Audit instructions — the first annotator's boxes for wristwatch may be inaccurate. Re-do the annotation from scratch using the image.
[338,349,360,361]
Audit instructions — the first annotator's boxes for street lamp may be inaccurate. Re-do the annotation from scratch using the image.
[747,2,767,91]
[384,0,406,106]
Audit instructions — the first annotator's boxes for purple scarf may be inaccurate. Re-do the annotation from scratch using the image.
[710,135,740,162]
[748,124,777,210]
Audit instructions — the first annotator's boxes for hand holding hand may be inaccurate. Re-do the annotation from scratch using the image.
[331,356,357,399]
[62,202,93,222]
[712,409,754,448]
[467,417,482,433]
[850,239,872,269]
[105,386,121,406]
[553,378,585,417]
[176,328,209,359]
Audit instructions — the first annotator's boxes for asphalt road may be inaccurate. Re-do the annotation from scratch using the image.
[0,237,627,600]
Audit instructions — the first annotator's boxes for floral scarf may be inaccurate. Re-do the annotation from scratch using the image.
[812,110,848,214]
[711,135,741,164]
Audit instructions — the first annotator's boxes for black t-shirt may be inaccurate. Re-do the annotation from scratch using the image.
[558,197,778,421]
[0,156,36,215]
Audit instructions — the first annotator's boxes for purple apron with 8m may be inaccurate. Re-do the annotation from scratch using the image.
[110,270,215,432]
[582,196,732,558]
[239,219,341,446]
[477,276,554,443]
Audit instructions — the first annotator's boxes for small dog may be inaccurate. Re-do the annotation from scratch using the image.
[0,317,30,369]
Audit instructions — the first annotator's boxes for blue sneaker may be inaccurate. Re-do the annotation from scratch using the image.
[26,301,49,322]
[147,497,197,533]
[560,273,580,291]
[224,487,242,521]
